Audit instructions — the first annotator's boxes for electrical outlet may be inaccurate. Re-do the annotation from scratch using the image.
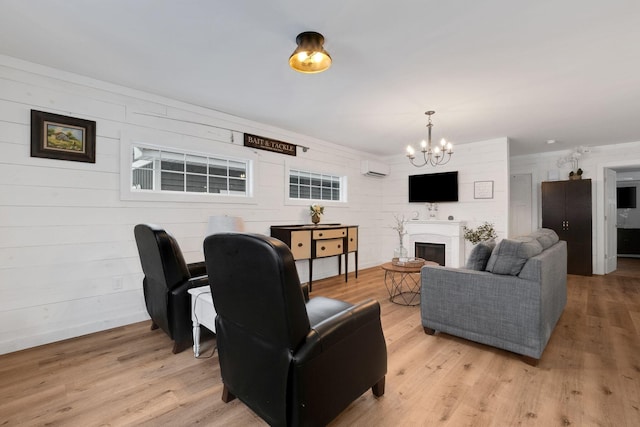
[113,277,124,290]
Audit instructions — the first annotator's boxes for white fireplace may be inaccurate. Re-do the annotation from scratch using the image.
[404,220,466,268]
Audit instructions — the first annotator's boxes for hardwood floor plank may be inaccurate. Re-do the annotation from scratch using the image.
[1,265,639,426]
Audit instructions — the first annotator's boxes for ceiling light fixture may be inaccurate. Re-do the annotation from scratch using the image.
[406,111,453,167]
[289,31,331,74]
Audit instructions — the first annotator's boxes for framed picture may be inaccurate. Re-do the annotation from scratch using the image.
[474,181,494,199]
[31,110,96,163]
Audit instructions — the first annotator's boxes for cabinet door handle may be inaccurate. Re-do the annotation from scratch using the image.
[297,243,303,247]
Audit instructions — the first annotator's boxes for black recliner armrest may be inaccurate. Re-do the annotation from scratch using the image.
[187,261,207,278]
[301,283,310,302]
[295,299,381,360]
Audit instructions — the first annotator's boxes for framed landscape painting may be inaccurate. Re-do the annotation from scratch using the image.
[30,110,96,163]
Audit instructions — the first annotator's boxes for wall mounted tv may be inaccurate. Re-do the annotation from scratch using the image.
[617,186,637,209]
[408,171,458,203]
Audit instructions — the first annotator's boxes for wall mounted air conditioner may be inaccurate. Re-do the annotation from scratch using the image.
[360,160,389,177]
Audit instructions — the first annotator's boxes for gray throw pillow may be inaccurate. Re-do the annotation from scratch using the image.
[485,237,543,275]
[465,240,496,271]
[530,228,559,249]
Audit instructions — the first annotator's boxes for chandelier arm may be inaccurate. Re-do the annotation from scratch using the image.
[406,110,453,168]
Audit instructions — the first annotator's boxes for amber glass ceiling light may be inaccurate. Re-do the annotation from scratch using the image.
[289,31,332,73]
[406,111,453,167]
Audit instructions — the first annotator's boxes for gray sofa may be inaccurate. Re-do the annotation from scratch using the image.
[420,229,567,361]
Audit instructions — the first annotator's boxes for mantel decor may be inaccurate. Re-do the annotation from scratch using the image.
[30,110,96,163]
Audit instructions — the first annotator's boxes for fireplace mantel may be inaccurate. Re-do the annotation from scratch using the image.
[404,220,466,268]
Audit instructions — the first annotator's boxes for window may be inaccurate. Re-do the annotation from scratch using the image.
[131,145,249,196]
[289,169,343,201]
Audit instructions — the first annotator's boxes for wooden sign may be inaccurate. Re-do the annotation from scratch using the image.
[244,133,297,156]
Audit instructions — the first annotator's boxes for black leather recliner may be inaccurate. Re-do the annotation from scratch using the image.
[134,224,208,353]
[203,232,387,427]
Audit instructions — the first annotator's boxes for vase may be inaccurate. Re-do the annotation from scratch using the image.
[311,213,321,224]
[393,245,408,260]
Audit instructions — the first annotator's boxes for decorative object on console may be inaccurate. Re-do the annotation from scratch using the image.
[391,214,408,259]
[462,222,498,245]
[289,31,332,74]
[309,204,324,224]
[557,146,589,179]
[406,111,453,167]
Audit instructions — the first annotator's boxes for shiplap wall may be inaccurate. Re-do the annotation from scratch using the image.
[0,56,389,354]
[511,140,640,274]
[0,55,511,354]
[380,138,511,259]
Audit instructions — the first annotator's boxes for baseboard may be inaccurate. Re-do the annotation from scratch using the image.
[0,311,149,355]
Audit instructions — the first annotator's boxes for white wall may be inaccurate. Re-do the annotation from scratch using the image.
[0,55,386,354]
[0,54,511,354]
[511,140,640,274]
[380,137,511,261]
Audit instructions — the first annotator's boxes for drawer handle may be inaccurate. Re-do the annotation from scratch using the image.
[337,245,341,249]
[319,233,323,237]
[321,246,326,251]
[350,238,353,242]
[297,243,303,247]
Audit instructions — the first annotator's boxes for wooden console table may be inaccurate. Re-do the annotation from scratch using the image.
[270,224,358,291]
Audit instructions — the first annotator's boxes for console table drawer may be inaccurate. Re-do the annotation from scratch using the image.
[315,239,344,257]
[348,227,358,252]
[313,228,347,240]
[290,230,311,259]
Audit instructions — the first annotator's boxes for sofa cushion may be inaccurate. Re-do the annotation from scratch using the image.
[529,228,559,250]
[485,237,543,275]
[465,240,496,271]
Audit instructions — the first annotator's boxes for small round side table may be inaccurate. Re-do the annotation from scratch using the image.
[381,261,438,306]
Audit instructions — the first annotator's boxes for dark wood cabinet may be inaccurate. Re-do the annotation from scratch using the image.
[541,179,592,276]
[618,228,640,255]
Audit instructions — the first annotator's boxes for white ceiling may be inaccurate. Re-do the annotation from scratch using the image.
[1,0,639,156]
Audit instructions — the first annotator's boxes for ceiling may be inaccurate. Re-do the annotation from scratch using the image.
[1,1,639,157]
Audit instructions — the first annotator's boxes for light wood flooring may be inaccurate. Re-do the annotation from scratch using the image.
[1,260,639,426]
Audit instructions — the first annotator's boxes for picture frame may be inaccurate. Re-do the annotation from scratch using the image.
[31,110,96,163]
[474,180,494,199]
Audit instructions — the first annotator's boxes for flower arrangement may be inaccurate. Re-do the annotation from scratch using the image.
[309,204,324,216]
[309,204,324,224]
[463,222,498,244]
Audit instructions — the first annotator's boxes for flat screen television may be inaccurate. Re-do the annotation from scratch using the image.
[617,186,637,208]
[409,171,458,203]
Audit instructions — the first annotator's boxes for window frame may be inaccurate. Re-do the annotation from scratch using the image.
[285,163,348,207]
[121,135,255,204]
